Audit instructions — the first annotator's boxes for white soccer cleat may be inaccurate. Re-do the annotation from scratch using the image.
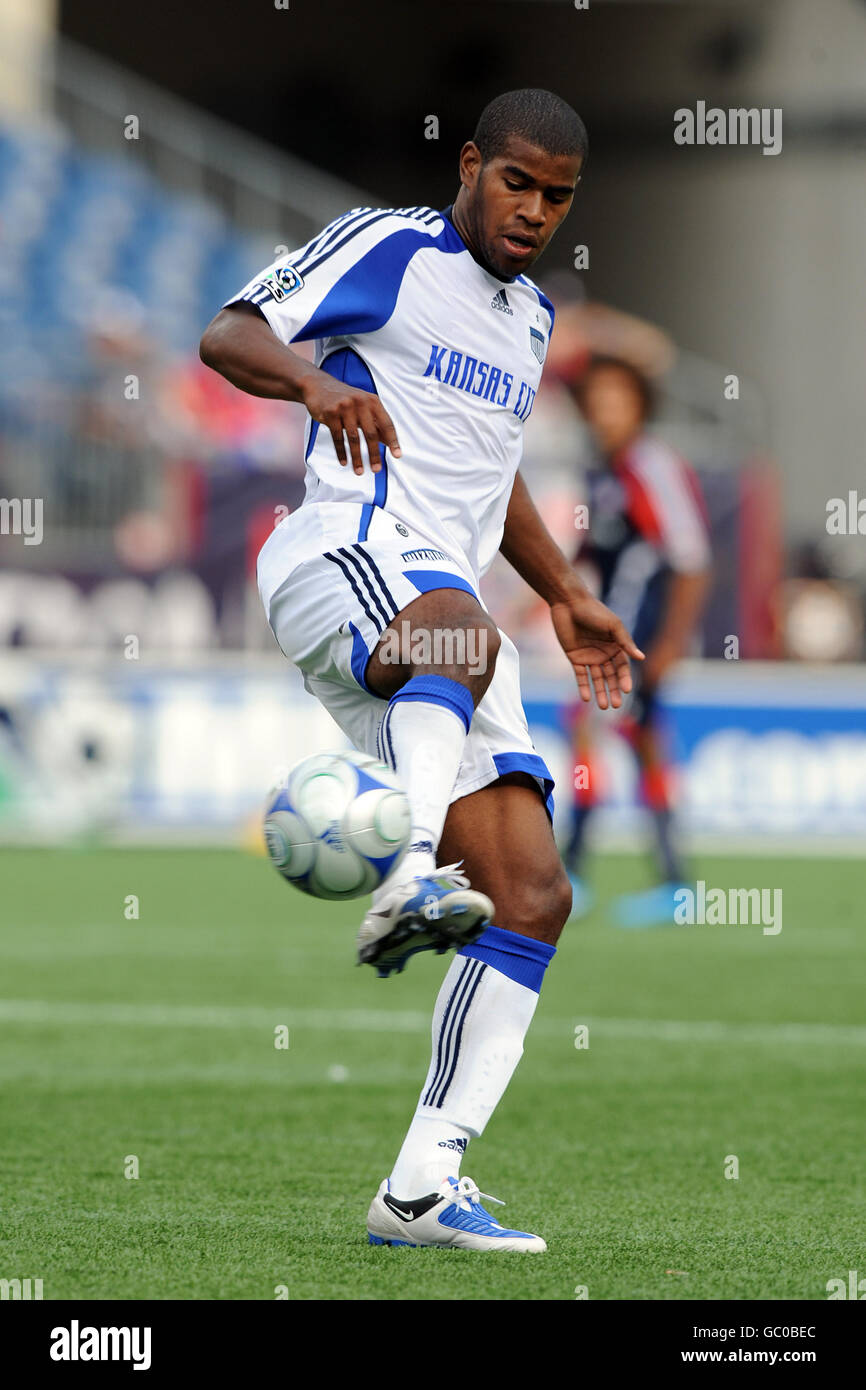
[356,862,493,977]
[366,1175,547,1252]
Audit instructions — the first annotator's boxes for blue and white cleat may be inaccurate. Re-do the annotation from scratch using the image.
[366,1175,547,1252]
[356,862,493,978]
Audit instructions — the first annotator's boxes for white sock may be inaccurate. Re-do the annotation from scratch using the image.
[377,675,474,884]
[389,1115,472,1197]
[389,933,554,1198]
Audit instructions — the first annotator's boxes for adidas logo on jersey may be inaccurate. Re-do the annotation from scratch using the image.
[490,289,513,315]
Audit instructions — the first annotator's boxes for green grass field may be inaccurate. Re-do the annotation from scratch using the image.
[0,847,862,1301]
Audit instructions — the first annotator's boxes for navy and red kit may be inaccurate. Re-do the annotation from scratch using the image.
[576,433,710,658]
[567,434,711,834]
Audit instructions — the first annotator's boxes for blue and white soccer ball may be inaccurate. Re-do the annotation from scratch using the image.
[263,750,411,900]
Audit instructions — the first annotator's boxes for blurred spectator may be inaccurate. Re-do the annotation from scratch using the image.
[560,355,712,927]
[777,542,864,661]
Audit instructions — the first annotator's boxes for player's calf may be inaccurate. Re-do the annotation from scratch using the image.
[438,774,574,947]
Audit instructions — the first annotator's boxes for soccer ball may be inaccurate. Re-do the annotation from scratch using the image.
[263,750,411,900]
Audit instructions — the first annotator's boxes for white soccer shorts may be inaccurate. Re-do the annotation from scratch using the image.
[258,502,554,818]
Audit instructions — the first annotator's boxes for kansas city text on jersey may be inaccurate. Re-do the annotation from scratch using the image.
[422,343,537,420]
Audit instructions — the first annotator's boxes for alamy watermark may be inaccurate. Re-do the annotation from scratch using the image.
[1,1276,43,1299]
[377,620,488,676]
[826,491,866,535]
[674,102,782,157]
[0,497,43,545]
[50,1322,151,1370]
[826,1269,866,1299]
[674,881,782,935]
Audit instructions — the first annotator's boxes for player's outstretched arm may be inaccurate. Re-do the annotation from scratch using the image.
[199,302,400,474]
[499,470,644,709]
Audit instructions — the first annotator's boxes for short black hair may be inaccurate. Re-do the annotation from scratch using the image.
[472,89,588,167]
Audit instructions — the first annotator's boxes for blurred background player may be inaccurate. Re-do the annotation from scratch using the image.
[563,355,712,926]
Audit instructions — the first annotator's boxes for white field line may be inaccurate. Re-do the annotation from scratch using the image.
[0,999,863,1048]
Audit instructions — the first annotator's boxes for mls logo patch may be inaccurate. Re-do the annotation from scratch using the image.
[529,326,546,364]
[259,264,305,303]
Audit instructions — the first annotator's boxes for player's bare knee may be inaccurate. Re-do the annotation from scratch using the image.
[462,613,500,693]
[547,867,575,938]
[368,593,499,702]
[477,614,501,669]
[533,866,572,943]
[496,860,572,944]
[407,609,499,701]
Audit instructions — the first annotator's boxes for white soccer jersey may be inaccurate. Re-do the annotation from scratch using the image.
[224,205,554,581]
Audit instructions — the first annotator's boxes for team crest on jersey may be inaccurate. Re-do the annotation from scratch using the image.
[258,264,305,303]
[529,326,546,363]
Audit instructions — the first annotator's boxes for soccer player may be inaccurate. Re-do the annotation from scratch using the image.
[563,355,711,925]
[200,90,643,1252]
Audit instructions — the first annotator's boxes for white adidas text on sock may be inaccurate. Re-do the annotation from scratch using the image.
[389,1113,472,1198]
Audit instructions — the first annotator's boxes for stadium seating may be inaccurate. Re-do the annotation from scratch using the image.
[0,116,261,405]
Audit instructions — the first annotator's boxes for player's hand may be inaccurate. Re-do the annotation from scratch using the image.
[550,587,645,710]
[301,373,401,475]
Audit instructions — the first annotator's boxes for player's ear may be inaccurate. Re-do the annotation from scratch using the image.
[458,140,482,189]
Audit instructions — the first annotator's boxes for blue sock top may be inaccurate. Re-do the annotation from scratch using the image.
[389,674,475,733]
[459,923,556,994]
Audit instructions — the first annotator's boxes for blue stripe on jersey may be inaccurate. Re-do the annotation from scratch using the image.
[314,348,387,518]
[292,224,461,342]
[297,207,440,281]
[372,463,388,510]
[297,209,396,280]
[436,210,474,259]
[304,420,319,461]
[348,621,373,692]
[358,502,375,541]
[241,209,444,315]
[403,569,477,599]
[312,347,389,539]
[294,207,376,272]
[517,275,556,329]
